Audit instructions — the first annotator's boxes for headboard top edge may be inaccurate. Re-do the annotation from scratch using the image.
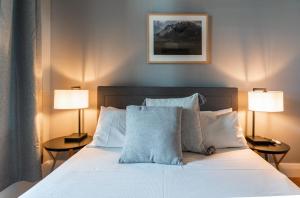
[97,86,238,111]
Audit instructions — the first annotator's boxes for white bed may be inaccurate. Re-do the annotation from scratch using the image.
[21,87,300,197]
[21,146,300,198]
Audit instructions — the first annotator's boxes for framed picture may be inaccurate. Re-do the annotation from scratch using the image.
[148,13,210,64]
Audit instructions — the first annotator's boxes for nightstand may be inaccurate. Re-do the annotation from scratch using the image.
[43,136,93,171]
[247,141,290,170]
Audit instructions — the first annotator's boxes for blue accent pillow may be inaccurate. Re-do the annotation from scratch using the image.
[119,106,183,165]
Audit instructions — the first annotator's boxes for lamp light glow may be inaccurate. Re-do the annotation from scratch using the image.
[54,90,89,109]
[248,91,284,112]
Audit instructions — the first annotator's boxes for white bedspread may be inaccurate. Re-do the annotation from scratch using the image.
[21,147,300,198]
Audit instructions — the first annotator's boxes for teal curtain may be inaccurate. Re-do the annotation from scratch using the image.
[0,0,41,190]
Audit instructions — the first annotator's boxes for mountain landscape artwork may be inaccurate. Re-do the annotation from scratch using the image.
[148,14,210,64]
[154,20,202,55]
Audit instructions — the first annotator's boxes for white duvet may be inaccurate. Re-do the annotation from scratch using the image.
[21,147,300,198]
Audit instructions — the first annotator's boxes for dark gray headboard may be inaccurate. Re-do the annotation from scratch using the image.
[97,86,238,111]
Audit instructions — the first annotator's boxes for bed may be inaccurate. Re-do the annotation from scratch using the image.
[21,86,300,198]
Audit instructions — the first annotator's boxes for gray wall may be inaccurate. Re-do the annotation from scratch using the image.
[50,0,300,162]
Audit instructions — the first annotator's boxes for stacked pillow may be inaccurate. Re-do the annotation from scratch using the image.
[91,94,247,165]
[144,93,208,154]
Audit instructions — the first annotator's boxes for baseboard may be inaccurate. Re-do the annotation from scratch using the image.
[279,163,300,177]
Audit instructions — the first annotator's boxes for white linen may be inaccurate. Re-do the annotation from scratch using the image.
[21,147,300,198]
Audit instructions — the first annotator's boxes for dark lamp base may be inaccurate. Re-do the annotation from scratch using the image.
[246,136,273,145]
[64,133,88,143]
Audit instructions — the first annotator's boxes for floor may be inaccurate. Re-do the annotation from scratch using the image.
[290,178,300,187]
[0,160,64,198]
[0,181,35,198]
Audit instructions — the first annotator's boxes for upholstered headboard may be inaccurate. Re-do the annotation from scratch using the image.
[97,86,238,111]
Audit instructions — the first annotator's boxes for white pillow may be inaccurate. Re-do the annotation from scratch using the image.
[214,108,233,116]
[199,111,216,129]
[200,108,233,129]
[203,111,247,149]
[91,106,126,147]
[145,93,208,154]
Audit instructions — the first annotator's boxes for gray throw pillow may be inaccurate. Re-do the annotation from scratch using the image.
[145,94,208,154]
[145,93,200,111]
[119,106,183,165]
[181,109,206,152]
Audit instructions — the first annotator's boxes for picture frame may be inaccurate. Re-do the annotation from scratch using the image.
[148,13,210,64]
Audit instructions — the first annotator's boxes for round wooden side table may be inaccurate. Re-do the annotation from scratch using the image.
[43,136,93,171]
[248,141,290,170]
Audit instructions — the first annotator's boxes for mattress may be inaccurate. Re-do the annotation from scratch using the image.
[21,146,300,198]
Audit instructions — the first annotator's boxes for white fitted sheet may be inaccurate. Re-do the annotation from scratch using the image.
[21,147,300,198]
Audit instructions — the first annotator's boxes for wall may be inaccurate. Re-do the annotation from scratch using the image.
[49,0,300,163]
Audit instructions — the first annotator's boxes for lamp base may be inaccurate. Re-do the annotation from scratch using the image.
[64,133,87,143]
[246,136,273,145]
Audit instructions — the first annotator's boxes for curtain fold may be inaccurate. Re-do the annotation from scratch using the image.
[0,0,42,190]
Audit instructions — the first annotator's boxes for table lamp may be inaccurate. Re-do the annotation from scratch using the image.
[247,88,284,144]
[54,87,89,142]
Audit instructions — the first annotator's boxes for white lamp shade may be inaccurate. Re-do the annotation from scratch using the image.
[248,91,284,112]
[54,90,89,109]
